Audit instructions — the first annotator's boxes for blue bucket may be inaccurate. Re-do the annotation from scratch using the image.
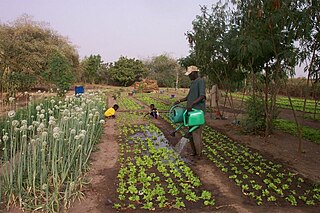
[75,86,84,95]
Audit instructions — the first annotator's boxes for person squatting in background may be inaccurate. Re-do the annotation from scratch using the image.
[145,104,159,119]
[104,104,119,118]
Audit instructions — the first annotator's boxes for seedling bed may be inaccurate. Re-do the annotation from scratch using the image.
[113,113,216,211]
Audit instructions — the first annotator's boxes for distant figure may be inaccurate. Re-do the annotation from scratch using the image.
[104,104,119,118]
[145,104,159,119]
[210,85,222,119]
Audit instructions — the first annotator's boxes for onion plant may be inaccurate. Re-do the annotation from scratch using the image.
[0,91,106,212]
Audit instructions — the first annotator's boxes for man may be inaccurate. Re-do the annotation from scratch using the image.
[104,104,119,118]
[174,65,206,157]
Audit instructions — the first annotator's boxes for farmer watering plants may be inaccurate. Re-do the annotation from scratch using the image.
[173,65,206,157]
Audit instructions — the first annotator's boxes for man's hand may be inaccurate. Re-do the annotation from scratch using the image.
[173,100,180,105]
[186,104,193,111]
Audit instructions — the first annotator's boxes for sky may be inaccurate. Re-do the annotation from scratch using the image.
[0,0,216,61]
[0,0,306,77]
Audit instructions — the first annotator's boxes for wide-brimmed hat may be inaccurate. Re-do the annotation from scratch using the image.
[185,65,199,76]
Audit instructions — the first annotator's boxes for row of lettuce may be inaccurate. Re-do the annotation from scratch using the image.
[113,112,215,210]
[0,91,106,212]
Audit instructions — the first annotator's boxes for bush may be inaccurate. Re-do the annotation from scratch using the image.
[241,95,265,134]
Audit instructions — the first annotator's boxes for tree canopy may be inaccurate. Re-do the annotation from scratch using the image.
[0,15,79,95]
[107,56,148,86]
[184,0,319,135]
[144,54,188,88]
[80,54,104,84]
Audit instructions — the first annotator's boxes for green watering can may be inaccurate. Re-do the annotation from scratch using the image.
[169,105,205,137]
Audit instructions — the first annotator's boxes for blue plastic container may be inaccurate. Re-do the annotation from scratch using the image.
[75,86,84,95]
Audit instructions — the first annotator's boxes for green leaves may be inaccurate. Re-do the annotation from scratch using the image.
[107,56,148,86]
[144,54,183,88]
[203,125,320,206]
[46,52,74,96]
[114,114,216,211]
[81,54,103,84]
[0,15,79,93]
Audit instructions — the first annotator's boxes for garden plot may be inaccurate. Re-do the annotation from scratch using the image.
[113,112,215,211]
[117,96,144,111]
[0,91,106,212]
[135,95,170,111]
[202,126,320,206]
[134,95,320,207]
[161,112,320,207]
[231,93,320,114]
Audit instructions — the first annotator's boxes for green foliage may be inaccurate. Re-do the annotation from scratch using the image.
[0,15,79,92]
[81,54,103,84]
[108,56,148,86]
[202,125,320,206]
[274,119,320,144]
[241,96,265,134]
[145,54,182,87]
[185,0,319,136]
[184,3,245,89]
[5,72,36,97]
[45,52,74,96]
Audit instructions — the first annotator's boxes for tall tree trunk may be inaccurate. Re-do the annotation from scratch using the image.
[302,42,317,120]
[264,65,271,140]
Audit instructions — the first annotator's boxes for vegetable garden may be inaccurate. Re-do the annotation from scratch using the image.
[0,88,319,213]
[0,0,319,212]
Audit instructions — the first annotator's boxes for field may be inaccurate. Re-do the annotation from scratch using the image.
[0,86,319,213]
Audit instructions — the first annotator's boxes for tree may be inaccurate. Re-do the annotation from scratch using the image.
[0,14,79,96]
[107,56,148,86]
[144,54,185,88]
[45,52,74,96]
[186,0,318,143]
[232,0,318,144]
[81,54,103,84]
[185,2,246,122]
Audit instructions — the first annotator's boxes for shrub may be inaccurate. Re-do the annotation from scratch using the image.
[241,95,265,134]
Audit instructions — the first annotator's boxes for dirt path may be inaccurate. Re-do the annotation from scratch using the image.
[68,119,119,213]
[69,97,119,213]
